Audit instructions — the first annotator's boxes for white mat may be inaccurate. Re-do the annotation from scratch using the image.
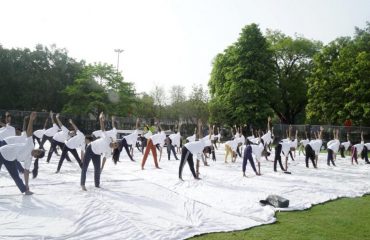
[1,144,369,240]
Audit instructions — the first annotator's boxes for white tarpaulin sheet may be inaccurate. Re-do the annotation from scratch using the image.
[1,144,370,240]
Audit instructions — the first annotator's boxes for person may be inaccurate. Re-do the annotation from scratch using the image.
[80,112,119,191]
[351,132,364,165]
[55,119,84,173]
[186,127,197,143]
[112,118,138,164]
[98,116,118,172]
[33,117,49,146]
[169,122,182,155]
[45,113,72,163]
[0,112,45,195]
[261,117,274,160]
[224,137,238,163]
[39,111,60,156]
[179,119,209,180]
[0,112,16,140]
[327,129,340,166]
[308,127,324,167]
[361,141,370,164]
[339,133,351,158]
[211,125,219,150]
[141,120,165,170]
[274,139,290,172]
[242,139,263,177]
[165,133,179,160]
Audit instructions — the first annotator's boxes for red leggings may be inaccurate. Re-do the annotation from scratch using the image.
[141,139,159,168]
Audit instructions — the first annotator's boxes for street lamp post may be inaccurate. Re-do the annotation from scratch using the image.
[114,49,124,72]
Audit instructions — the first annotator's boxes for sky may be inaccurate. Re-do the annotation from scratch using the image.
[1,0,369,96]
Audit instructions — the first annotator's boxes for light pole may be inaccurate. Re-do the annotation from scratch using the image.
[114,49,124,72]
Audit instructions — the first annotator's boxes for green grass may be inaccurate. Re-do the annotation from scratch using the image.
[189,195,370,240]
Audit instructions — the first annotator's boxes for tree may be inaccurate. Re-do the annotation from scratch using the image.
[62,63,136,120]
[306,22,370,125]
[208,23,275,128]
[266,30,322,123]
[149,85,167,118]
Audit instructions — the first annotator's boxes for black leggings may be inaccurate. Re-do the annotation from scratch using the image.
[167,143,178,160]
[80,145,101,187]
[46,140,71,163]
[119,138,134,161]
[305,144,317,168]
[327,149,336,166]
[179,147,197,179]
[274,144,285,171]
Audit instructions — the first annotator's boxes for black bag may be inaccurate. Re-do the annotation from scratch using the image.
[260,194,289,208]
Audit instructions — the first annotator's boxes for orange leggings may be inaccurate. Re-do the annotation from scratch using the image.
[141,139,159,168]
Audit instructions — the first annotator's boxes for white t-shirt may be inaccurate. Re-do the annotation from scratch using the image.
[364,143,370,149]
[0,124,16,140]
[53,125,69,143]
[341,141,351,151]
[33,128,45,139]
[4,135,27,145]
[201,135,212,147]
[66,130,85,149]
[124,129,139,145]
[44,124,60,137]
[144,130,152,139]
[291,139,298,149]
[0,137,34,170]
[91,132,112,155]
[186,134,196,143]
[184,139,206,155]
[309,139,323,155]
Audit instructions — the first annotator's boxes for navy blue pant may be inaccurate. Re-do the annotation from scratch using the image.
[242,145,257,173]
[179,147,197,179]
[0,153,27,193]
[80,145,101,187]
[47,140,71,163]
[167,143,178,160]
[327,149,336,166]
[57,146,82,172]
[40,135,58,155]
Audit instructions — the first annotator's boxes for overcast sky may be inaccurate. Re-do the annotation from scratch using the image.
[1,0,369,95]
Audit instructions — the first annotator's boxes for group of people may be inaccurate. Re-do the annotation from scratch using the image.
[1,111,369,195]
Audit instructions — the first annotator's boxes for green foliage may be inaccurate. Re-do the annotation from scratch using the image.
[0,44,83,111]
[208,23,275,128]
[306,22,370,125]
[62,63,136,119]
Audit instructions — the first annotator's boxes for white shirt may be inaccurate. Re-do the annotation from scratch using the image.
[66,130,85,149]
[364,143,370,149]
[0,124,16,140]
[124,129,139,145]
[169,132,181,147]
[150,132,166,146]
[291,139,298,149]
[44,124,60,137]
[327,139,340,153]
[186,134,196,143]
[91,132,112,155]
[300,139,309,147]
[280,141,292,156]
[251,143,264,162]
[353,141,364,154]
[0,137,34,170]
[53,125,69,143]
[184,139,206,155]
[309,139,323,155]
[261,131,272,146]
[225,139,238,151]
[341,141,351,151]
[201,135,212,147]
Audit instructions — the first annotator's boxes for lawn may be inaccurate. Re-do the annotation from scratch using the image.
[189,194,370,240]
